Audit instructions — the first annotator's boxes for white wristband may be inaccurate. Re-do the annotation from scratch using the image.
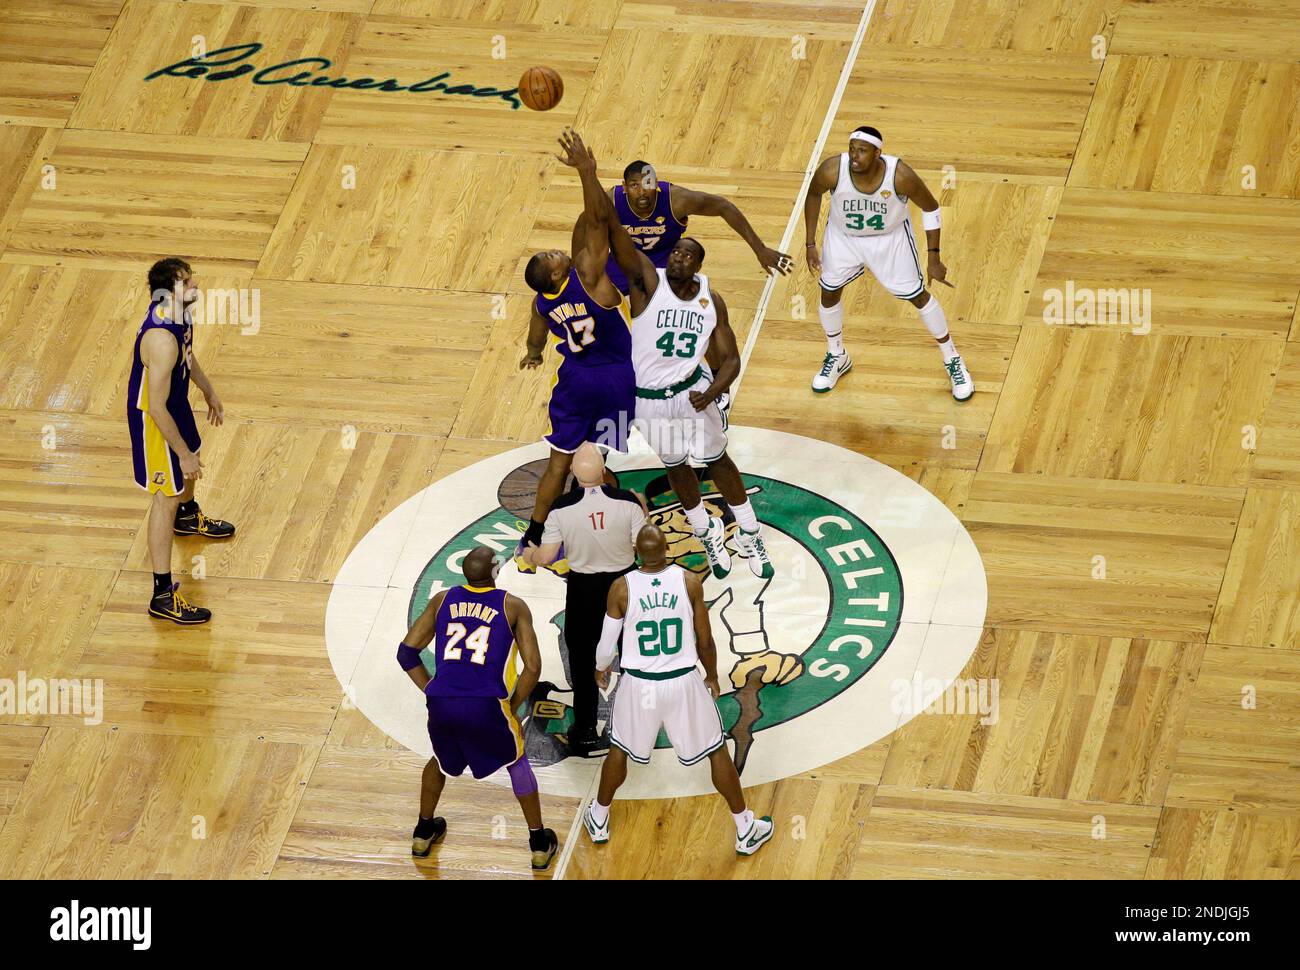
[922,209,942,231]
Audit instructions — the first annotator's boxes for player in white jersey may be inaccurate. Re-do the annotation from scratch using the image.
[582,523,775,855]
[804,125,973,400]
[545,130,773,582]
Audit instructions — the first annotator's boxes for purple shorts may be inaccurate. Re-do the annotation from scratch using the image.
[546,361,635,454]
[425,693,523,779]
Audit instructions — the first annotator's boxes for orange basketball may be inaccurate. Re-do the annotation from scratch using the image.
[518,66,564,111]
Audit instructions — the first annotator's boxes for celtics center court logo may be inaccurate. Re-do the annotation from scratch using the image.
[325,427,987,799]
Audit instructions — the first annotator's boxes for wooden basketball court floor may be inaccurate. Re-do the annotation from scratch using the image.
[1,0,1298,880]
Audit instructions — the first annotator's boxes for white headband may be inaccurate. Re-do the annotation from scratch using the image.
[849,130,882,148]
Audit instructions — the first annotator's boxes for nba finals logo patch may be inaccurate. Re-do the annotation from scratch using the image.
[881,190,891,199]
[326,428,986,798]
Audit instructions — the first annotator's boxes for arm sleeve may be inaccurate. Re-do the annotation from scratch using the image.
[596,613,624,671]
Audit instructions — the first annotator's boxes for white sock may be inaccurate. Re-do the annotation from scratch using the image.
[732,808,755,835]
[590,799,609,826]
[918,296,958,361]
[818,302,845,355]
[684,502,710,535]
[731,499,759,533]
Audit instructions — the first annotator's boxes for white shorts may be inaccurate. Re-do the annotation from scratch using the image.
[609,668,726,766]
[633,372,729,467]
[819,222,925,299]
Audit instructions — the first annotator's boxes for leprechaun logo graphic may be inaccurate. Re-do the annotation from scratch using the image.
[325,427,986,799]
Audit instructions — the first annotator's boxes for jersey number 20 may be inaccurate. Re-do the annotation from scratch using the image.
[636,617,683,656]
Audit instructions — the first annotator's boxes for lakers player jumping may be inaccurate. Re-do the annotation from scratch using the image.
[805,126,973,400]
[559,128,774,581]
[583,524,775,856]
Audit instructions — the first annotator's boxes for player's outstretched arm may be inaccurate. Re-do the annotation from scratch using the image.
[397,589,448,690]
[555,128,612,272]
[803,155,839,275]
[686,573,721,698]
[507,595,542,715]
[672,186,791,276]
[606,213,657,309]
[691,290,739,412]
[895,161,949,287]
[519,303,548,369]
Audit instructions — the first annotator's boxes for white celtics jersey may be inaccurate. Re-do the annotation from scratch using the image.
[622,565,698,675]
[631,269,717,389]
[828,152,908,237]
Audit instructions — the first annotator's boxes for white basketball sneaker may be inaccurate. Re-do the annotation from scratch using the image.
[945,355,974,401]
[583,801,610,844]
[733,527,774,579]
[735,815,775,856]
[696,516,732,579]
[812,351,852,393]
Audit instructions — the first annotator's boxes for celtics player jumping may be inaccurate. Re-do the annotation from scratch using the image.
[804,126,973,400]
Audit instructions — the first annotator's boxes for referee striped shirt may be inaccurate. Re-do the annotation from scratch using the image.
[542,485,646,574]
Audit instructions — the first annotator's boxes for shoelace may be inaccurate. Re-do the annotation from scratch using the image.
[945,357,966,384]
[819,352,837,377]
[171,587,195,612]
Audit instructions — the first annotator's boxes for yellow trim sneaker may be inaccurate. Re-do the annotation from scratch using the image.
[735,815,775,856]
[148,583,212,625]
[174,509,236,538]
[411,817,447,857]
[530,828,559,870]
[812,351,852,393]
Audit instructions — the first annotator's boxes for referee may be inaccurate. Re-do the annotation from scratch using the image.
[525,443,646,756]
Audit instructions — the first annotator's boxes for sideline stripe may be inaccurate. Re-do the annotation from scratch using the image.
[555,0,879,880]
[731,0,879,402]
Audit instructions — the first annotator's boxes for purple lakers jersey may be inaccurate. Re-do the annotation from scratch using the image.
[606,180,688,293]
[126,301,202,454]
[426,586,517,699]
[534,268,631,368]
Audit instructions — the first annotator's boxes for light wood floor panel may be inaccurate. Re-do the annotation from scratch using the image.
[1251,342,1300,486]
[120,422,442,584]
[0,127,59,252]
[613,0,865,38]
[1023,188,1300,338]
[77,572,340,743]
[2,129,307,274]
[1210,487,1300,649]
[1071,55,1300,198]
[0,563,117,692]
[880,629,1204,805]
[1165,644,1300,811]
[0,726,317,878]
[1146,807,1300,879]
[867,0,1122,54]
[1111,0,1300,62]
[67,0,365,141]
[374,0,623,29]
[834,49,1101,180]
[566,778,873,880]
[853,787,1161,879]
[0,726,46,829]
[982,327,1284,486]
[964,473,1242,641]
[259,144,551,290]
[0,0,124,127]
[0,411,147,570]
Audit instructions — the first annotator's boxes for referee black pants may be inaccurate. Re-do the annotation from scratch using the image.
[564,567,631,734]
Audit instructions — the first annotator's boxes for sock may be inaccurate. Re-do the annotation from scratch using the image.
[917,297,959,361]
[818,302,845,355]
[176,499,199,518]
[414,815,439,839]
[528,826,551,851]
[731,500,759,534]
[153,572,173,597]
[590,799,610,826]
[732,808,755,835]
[684,502,710,535]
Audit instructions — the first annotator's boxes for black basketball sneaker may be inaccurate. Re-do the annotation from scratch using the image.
[173,507,236,538]
[148,583,212,625]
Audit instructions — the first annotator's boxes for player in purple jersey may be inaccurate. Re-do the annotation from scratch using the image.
[397,546,559,870]
[126,258,236,625]
[516,128,641,564]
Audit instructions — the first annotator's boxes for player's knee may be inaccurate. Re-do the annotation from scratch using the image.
[819,288,841,308]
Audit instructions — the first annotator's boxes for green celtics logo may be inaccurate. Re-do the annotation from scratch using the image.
[325,427,986,799]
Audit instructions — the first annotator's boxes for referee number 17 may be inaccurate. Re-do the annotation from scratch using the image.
[588,511,605,529]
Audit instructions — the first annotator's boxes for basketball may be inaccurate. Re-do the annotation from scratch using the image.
[518,66,563,111]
